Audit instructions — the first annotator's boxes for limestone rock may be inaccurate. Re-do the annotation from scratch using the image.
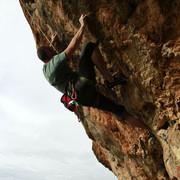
[20,0,180,179]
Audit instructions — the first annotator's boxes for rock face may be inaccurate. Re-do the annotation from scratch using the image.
[20,0,180,179]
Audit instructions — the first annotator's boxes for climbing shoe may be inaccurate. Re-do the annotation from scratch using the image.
[105,74,128,89]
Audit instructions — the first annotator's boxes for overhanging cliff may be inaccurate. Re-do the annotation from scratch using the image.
[20,0,180,179]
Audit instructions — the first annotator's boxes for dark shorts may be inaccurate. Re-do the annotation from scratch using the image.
[75,42,98,106]
[78,42,98,81]
[74,42,126,121]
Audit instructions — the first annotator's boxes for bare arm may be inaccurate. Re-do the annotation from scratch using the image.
[65,14,87,59]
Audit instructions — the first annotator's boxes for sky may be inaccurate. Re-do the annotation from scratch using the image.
[0,1,117,180]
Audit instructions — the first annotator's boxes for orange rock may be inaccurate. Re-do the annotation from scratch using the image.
[20,0,180,179]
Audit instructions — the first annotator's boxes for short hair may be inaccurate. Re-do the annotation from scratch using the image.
[37,45,49,62]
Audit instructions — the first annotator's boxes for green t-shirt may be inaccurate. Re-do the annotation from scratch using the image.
[43,51,75,93]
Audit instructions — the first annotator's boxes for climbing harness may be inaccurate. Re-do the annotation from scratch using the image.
[61,94,76,112]
[60,81,82,122]
[60,82,77,112]
[19,0,58,53]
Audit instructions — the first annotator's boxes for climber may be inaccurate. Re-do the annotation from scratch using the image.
[37,14,150,131]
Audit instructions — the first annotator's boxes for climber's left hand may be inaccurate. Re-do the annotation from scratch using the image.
[51,33,58,45]
[79,14,87,27]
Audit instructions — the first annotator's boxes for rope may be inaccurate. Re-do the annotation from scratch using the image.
[19,0,58,53]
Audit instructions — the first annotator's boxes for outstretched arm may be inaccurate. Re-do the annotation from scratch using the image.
[65,14,87,58]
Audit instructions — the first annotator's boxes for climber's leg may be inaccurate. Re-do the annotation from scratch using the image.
[79,41,127,88]
[79,41,114,83]
[92,93,126,122]
[75,79,150,130]
[94,94,151,130]
[74,79,126,121]
[77,42,150,129]
[75,80,97,106]
[91,44,127,88]
[91,47,114,83]
[78,42,98,81]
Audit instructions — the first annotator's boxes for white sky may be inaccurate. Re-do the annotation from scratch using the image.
[0,1,116,180]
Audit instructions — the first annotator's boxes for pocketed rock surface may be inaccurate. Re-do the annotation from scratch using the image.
[20,0,180,179]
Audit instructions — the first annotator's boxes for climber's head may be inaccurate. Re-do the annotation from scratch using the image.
[37,45,57,63]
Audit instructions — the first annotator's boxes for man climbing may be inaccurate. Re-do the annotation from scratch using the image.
[37,14,150,131]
